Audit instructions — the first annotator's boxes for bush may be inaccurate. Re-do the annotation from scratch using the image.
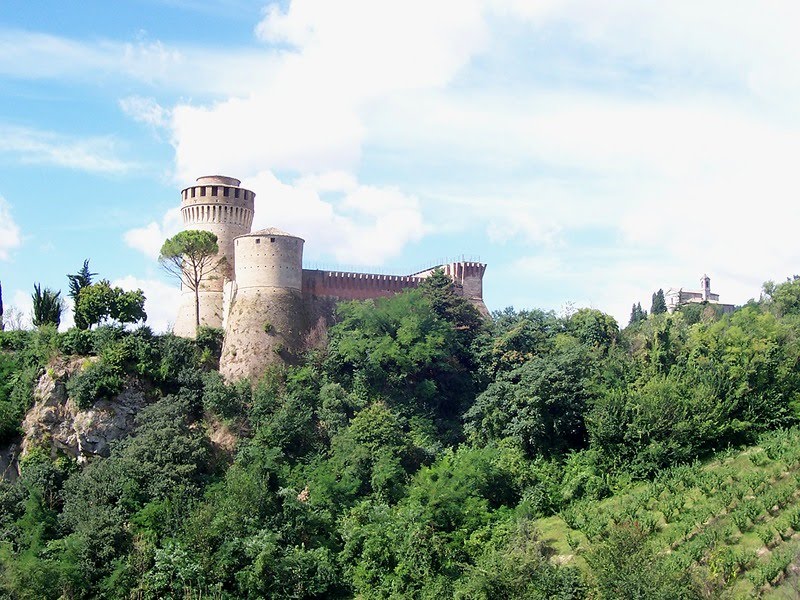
[66,361,124,409]
[58,328,94,356]
[195,327,223,360]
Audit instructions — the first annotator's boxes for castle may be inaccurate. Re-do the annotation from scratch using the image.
[172,176,488,381]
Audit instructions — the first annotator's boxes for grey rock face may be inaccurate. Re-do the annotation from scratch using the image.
[21,359,146,464]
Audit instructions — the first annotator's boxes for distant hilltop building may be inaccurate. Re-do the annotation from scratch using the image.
[172,175,488,381]
[665,274,735,314]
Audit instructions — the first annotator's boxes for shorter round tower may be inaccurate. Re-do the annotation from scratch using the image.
[219,228,307,382]
[173,176,255,337]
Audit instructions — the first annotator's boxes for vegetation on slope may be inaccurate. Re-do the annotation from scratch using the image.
[1,272,800,598]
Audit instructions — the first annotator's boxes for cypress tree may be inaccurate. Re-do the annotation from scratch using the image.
[651,289,667,315]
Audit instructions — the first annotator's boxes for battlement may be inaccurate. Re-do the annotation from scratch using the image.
[302,260,488,304]
[303,269,421,300]
[180,175,255,230]
[180,186,255,206]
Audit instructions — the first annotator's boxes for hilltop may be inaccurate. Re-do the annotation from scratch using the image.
[1,272,800,598]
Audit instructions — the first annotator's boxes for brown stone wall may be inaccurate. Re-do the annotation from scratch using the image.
[302,270,421,301]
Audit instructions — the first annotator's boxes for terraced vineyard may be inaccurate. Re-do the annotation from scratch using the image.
[537,427,800,598]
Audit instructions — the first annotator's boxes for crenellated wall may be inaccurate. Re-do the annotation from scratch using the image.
[302,270,421,300]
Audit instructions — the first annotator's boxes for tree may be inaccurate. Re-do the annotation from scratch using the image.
[568,308,619,351]
[628,302,646,326]
[763,276,800,316]
[324,289,475,438]
[76,280,146,328]
[158,231,221,334]
[31,284,63,328]
[651,289,667,315]
[67,260,97,330]
[0,280,4,331]
[465,346,592,457]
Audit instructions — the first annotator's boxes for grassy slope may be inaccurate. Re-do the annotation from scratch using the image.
[536,428,800,598]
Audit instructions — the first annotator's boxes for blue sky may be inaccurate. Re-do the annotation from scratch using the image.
[2,0,800,330]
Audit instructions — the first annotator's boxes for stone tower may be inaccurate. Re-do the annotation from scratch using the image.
[173,176,255,337]
[701,274,711,301]
[219,227,306,382]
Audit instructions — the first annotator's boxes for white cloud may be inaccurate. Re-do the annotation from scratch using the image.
[0,125,135,174]
[10,290,32,330]
[126,171,425,268]
[246,170,425,266]
[168,0,488,180]
[0,29,276,96]
[111,276,182,333]
[0,197,21,260]
[119,96,170,129]
[124,208,183,258]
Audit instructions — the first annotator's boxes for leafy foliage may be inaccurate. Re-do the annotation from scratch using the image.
[651,288,667,315]
[3,274,800,598]
[76,279,147,328]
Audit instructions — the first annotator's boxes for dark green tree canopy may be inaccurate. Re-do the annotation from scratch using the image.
[650,288,667,315]
[628,302,647,326]
[67,259,97,330]
[31,283,63,328]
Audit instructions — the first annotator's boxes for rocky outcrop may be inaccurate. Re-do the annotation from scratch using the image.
[0,441,19,482]
[20,358,146,464]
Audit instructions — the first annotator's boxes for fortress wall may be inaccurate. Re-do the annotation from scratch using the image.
[173,289,226,338]
[412,262,485,296]
[302,270,422,301]
[411,261,489,315]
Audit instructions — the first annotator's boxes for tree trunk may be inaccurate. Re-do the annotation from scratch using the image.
[194,287,200,335]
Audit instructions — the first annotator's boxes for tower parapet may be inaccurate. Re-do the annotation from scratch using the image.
[173,176,255,337]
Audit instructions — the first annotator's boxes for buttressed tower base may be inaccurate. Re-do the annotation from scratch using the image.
[173,176,254,337]
[220,228,306,381]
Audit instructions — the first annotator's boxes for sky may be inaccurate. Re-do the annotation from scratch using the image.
[2,0,800,331]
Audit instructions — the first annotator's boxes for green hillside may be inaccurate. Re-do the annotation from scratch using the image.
[536,426,800,598]
[3,272,800,598]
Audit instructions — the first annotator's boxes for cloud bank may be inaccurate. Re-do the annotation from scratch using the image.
[108,0,800,322]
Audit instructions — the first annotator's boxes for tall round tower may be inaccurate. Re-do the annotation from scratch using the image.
[173,176,255,337]
[219,227,306,382]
